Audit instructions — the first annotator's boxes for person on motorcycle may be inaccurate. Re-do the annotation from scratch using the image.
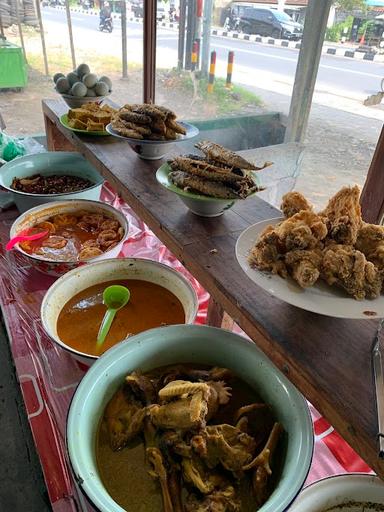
[100,1,111,24]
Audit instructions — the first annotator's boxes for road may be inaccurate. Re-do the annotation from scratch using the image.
[41,6,384,102]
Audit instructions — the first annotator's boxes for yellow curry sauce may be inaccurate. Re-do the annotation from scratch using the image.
[56,279,185,356]
[95,366,283,512]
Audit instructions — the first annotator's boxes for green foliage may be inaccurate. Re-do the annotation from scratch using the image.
[325,15,354,42]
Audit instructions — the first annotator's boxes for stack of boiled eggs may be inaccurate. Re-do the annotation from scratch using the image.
[54,63,112,99]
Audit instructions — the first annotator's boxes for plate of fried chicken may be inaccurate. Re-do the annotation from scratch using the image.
[236,185,384,318]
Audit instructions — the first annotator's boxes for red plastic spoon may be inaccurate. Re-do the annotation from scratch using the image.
[6,230,49,251]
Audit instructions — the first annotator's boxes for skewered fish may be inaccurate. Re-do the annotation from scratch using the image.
[110,117,143,139]
[118,109,152,125]
[169,171,240,199]
[195,140,272,171]
[130,104,168,121]
[170,156,251,184]
[111,104,185,141]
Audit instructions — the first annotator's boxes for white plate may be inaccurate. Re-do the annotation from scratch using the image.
[235,218,384,319]
[289,474,384,511]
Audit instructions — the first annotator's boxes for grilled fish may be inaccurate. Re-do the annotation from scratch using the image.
[169,171,240,199]
[170,156,250,184]
[111,118,143,139]
[195,140,272,171]
[119,109,152,125]
[130,104,168,121]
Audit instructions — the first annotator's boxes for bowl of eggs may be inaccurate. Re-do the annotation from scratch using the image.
[53,63,112,108]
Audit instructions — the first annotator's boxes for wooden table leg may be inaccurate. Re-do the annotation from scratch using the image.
[206,298,234,330]
[43,114,76,152]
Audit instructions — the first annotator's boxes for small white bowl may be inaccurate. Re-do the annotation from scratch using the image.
[60,93,109,109]
[41,257,199,366]
[289,474,384,511]
[106,121,199,161]
[10,199,129,276]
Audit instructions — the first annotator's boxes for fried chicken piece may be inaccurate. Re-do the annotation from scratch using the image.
[248,225,287,277]
[276,211,328,251]
[321,244,382,300]
[280,191,313,218]
[320,185,362,245]
[355,222,384,274]
[285,249,322,288]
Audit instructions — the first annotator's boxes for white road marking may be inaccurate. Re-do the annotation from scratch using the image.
[207,42,383,78]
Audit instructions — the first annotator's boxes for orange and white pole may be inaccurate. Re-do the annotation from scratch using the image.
[225,51,234,89]
[207,50,216,93]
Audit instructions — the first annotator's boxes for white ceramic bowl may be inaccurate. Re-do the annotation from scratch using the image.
[66,324,314,512]
[60,93,109,109]
[0,151,104,213]
[41,258,199,365]
[106,122,199,161]
[10,199,128,276]
[289,474,384,511]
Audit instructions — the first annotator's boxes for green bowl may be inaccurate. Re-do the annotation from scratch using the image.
[0,151,104,213]
[67,324,314,512]
[60,114,110,136]
[156,162,261,217]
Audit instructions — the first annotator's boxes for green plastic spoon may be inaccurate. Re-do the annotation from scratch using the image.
[96,285,130,349]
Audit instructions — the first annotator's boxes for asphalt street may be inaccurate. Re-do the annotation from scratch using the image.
[42,6,384,100]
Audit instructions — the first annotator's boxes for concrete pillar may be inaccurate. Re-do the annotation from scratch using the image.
[284,0,332,143]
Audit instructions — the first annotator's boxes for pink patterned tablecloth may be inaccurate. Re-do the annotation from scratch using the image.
[0,184,372,511]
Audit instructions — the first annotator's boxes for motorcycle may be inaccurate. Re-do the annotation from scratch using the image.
[223,14,241,32]
[99,16,113,33]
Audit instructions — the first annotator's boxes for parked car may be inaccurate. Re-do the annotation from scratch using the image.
[156,1,166,21]
[131,1,165,20]
[227,4,303,40]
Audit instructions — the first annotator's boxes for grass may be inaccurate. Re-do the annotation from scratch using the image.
[162,69,262,116]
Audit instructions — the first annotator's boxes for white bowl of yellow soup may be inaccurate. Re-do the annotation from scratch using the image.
[289,474,384,512]
[41,257,199,365]
[10,199,129,276]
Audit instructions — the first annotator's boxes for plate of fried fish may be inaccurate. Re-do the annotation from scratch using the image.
[106,103,199,160]
[156,141,269,217]
[236,186,384,318]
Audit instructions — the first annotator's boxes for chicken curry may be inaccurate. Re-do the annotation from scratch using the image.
[96,364,284,511]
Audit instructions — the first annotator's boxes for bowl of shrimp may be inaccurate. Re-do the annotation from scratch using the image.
[9,199,129,276]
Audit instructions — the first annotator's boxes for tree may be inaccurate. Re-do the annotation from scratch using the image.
[333,0,367,13]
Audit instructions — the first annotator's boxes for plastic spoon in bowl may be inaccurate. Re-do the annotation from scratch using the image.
[6,230,49,251]
[96,285,131,349]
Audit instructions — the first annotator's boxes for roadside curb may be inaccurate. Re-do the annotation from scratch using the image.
[53,6,384,62]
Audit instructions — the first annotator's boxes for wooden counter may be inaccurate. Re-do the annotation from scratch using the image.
[42,98,384,479]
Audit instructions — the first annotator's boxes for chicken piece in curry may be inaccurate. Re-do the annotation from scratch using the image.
[96,365,284,511]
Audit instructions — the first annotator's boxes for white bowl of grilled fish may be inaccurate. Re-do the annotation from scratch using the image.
[156,141,269,217]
